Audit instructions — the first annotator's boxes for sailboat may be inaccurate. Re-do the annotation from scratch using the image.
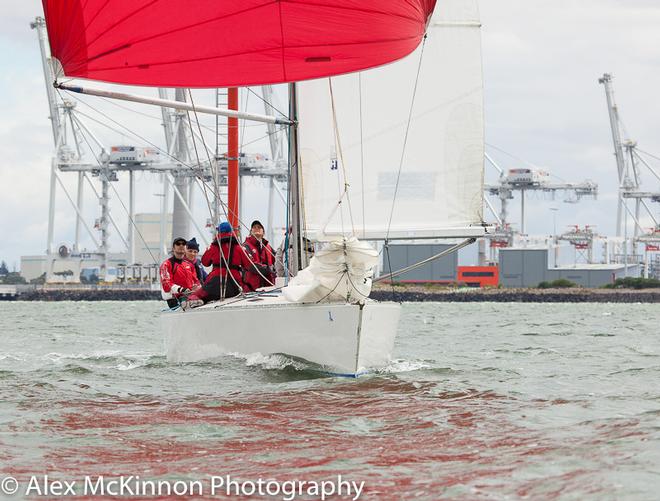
[41,0,486,376]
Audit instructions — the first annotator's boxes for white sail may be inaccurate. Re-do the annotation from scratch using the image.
[297,0,485,241]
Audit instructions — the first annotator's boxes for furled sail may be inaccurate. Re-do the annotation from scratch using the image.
[42,0,436,88]
[297,0,486,241]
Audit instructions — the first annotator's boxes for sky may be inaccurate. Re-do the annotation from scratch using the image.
[1,1,659,270]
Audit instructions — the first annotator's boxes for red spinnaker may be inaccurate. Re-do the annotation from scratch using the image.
[42,0,436,88]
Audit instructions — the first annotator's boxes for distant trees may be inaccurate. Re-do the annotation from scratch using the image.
[0,261,8,277]
[603,277,660,289]
[30,273,46,285]
[538,278,578,289]
[1,272,27,285]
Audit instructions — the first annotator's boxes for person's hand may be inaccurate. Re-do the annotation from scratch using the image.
[171,285,190,295]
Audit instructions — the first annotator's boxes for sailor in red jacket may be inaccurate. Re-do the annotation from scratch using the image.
[243,220,275,291]
[160,237,201,308]
[187,222,251,306]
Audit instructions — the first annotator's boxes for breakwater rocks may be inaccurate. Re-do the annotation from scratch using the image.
[16,288,161,301]
[7,285,659,302]
[370,286,660,303]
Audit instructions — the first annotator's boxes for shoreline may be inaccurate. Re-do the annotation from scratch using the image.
[1,284,658,302]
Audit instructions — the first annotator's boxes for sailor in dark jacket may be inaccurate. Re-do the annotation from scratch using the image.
[185,237,208,283]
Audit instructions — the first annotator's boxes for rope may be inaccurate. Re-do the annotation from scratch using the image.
[247,87,289,119]
[185,92,242,296]
[187,90,276,292]
[375,238,476,283]
[64,87,277,295]
[73,121,160,267]
[385,34,428,241]
[358,72,366,239]
[328,78,356,237]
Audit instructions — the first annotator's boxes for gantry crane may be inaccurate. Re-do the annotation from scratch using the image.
[484,152,598,238]
[599,73,660,241]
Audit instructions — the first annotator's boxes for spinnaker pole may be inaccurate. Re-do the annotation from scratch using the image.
[55,82,293,126]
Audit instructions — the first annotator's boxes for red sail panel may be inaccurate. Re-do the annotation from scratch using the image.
[42,0,436,88]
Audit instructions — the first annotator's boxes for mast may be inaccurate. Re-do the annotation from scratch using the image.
[228,87,239,229]
[288,83,302,274]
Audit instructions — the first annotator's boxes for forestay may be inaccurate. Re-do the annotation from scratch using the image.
[297,0,485,241]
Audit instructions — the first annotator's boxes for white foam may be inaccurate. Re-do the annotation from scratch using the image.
[378,358,431,374]
[233,352,308,371]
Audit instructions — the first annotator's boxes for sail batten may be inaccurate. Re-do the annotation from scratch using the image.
[42,0,436,88]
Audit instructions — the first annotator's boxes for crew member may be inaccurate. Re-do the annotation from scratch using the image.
[243,220,275,291]
[186,222,250,306]
[185,237,208,282]
[160,237,200,308]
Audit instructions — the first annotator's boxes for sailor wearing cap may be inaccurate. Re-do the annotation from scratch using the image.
[159,237,201,308]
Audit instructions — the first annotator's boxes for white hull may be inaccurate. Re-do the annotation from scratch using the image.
[162,295,400,376]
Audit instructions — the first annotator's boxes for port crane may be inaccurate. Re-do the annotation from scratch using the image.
[599,73,660,237]
[484,152,598,237]
[599,73,660,273]
[32,17,286,281]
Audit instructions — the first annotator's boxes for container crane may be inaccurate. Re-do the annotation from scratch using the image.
[484,153,598,236]
[599,73,660,236]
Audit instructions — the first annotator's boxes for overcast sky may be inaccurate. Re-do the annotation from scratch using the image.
[1,1,659,270]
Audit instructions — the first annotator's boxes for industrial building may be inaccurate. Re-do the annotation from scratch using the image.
[498,248,639,288]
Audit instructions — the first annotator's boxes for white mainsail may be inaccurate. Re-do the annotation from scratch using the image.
[297,0,485,241]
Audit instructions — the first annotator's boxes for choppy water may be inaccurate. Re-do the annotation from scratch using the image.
[1,301,659,500]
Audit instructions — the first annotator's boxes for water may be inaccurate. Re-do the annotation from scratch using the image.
[1,301,659,500]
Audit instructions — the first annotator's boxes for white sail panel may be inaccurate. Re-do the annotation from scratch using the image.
[297,0,485,241]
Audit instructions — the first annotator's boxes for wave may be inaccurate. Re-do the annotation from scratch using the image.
[376,358,433,374]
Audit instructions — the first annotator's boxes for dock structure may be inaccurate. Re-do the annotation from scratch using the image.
[0,285,19,300]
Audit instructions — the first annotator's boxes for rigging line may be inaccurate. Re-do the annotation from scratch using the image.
[485,143,538,170]
[296,138,312,265]
[240,88,249,154]
[359,72,366,239]
[384,33,427,241]
[75,120,160,267]
[67,92,220,195]
[247,87,288,119]
[343,268,373,301]
[315,272,349,304]
[185,101,240,297]
[188,91,274,289]
[67,93,233,219]
[185,109,216,222]
[96,92,232,134]
[67,87,241,275]
[375,238,476,283]
[283,123,294,280]
[70,89,269,288]
[384,240,395,295]
[328,77,356,237]
[187,89,219,220]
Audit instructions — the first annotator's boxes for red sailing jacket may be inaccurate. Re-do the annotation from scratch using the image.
[159,256,199,297]
[243,236,275,291]
[201,233,251,290]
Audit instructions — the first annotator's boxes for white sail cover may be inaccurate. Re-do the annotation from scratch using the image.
[283,238,378,304]
[297,0,485,241]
